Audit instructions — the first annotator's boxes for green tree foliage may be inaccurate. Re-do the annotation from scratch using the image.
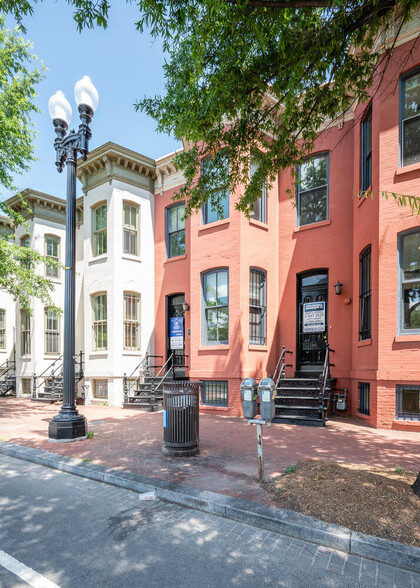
[0,16,58,313]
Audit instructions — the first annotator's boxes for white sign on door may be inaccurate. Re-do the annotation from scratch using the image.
[303,302,325,333]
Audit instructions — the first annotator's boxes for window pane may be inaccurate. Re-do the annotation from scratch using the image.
[403,282,420,329]
[402,389,420,414]
[403,232,420,280]
[206,308,218,341]
[170,231,185,257]
[403,116,420,166]
[313,155,327,186]
[205,273,217,307]
[299,159,313,191]
[95,206,107,230]
[168,206,178,232]
[217,307,229,342]
[217,271,228,306]
[300,187,327,225]
[177,205,185,229]
[404,72,420,118]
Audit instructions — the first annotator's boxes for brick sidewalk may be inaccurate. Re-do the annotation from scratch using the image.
[1,397,419,504]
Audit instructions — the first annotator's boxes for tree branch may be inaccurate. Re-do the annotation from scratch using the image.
[223,0,331,7]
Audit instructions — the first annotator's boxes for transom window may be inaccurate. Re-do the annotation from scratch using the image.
[123,203,139,256]
[249,268,266,345]
[93,204,107,257]
[297,153,329,226]
[250,156,267,224]
[124,293,140,350]
[400,68,420,167]
[361,105,372,192]
[92,294,107,351]
[202,269,228,344]
[0,310,5,349]
[167,203,186,258]
[399,230,420,333]
[396,385,420,421]
[21,310,31,356]
[201,155,229,224]
[359,246,371,340]
[44,309,60,354]
[45,235,60,279]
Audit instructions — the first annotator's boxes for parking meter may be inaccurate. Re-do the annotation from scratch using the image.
[240,378,258,419]
[257,378,276,421]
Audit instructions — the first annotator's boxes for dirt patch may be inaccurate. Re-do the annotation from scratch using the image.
[263,460,420,547]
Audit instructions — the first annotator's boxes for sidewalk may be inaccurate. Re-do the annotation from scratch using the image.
[1,397,419,504]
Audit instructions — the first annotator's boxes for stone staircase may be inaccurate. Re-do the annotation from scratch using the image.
[0,361,16,397]
[123,375,173,412]
[274,375,333,426]
[32,352,84,403]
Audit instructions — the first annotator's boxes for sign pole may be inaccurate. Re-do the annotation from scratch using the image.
[257,422,264,483]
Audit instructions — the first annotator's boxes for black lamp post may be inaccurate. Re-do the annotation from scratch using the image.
[47,76,98,441]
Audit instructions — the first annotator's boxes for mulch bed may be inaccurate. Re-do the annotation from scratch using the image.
[263,459,420,547]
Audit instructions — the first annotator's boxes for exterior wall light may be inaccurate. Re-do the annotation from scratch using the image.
[334,281,343,295]
[182,301,190,313]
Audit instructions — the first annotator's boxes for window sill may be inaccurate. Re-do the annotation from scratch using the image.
[394,334,420,342]
[294,219,331,232]
[46,278,62,284]
[249,219,268,231]
[357,338,372,347]
[200,405,230,411]
[198,218,230,234]
[164,254,187,264]
[122,351,142,356]
[89,255,108,266]
[89,352,108,358]
[198,344,229,351]
[395,161,420,177]
[249,344,268,351]
[44,354,60,359]
[357,188,372,208]
[122,254,141,263]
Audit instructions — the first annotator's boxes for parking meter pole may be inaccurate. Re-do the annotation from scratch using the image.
[257,422,264,483]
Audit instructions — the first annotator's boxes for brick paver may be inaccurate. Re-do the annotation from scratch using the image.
[1,397,420,505]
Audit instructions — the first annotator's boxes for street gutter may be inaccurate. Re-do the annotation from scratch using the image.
[1,441,419,574]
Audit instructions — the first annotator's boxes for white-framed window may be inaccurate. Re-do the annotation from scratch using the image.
[92,293,107,351]
[94,379,108,399]
[400,67,420,167]
[0,309,5,349]
[44,309,60,354]
[396,385,420,421]
[249,268,266,345]
[398,229,420,334]
[166,203,186,258]
[201,154,229,224]
[21,378,31,396]
[93,203,107,256]
[21,309,31,356]
[250,156,267,224]
[202,269,229,344]
[123,292,141,350]
[123,202,139,256]
[297,153,329,226]
[45,235,60,279]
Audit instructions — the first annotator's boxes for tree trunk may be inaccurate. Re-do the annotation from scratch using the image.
[412,472,420,497]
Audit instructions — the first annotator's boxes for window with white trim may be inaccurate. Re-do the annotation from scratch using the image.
[123,292,140,350]
[94,380,108,399]
[166,203,186,258]
[93,203,107,256]
[202,269,228,344]
[250,156,267,224]
[297,153,329,226]
[44,309,60,354]
[0,310,5,349]
[400,68,420,167]
[396,385,420,421]
[201,154,229,224]
[123,202,139,256]
[249,269,266,345]
[45,235,60,279]
[21,310,31,356]
[399,229,420,333]
[92,294,107,351]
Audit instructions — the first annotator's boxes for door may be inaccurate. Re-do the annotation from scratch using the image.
[167,294,186,379]
[297,271,328,372]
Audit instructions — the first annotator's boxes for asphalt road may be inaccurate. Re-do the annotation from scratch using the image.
[0,454,413,588]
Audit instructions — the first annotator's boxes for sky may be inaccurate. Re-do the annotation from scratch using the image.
[5,1,181,200]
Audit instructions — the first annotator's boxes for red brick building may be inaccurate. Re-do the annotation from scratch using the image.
[154,22,420,430]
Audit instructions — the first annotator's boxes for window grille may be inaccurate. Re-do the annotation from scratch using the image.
[359,246,371,340]
[21,310,31,356]
[400,68,420,167]
[202,270,228,344]
[93,204,107,256]
[92,294,107,350]
[167,203,186,258]
[297,153,328,226]
[45,309,60,354]
[358,382,370,415]
[249,269,266,345]
[124,293,140,350]
[45,235,60,279]
[0,309,5,349]
[201,381,228,406]
[94,380,108,399]
[123,203,139,256]
[361,105,372,192]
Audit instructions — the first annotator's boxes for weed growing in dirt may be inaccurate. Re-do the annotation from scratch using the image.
[395,465,406,475]
[285,465,296,475]
[86,431,94,439]
[82,458,91,462]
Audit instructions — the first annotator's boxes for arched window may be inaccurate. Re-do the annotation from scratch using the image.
[361,104,372,193]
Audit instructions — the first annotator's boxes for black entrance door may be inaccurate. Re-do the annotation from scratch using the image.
[297,271,328,373]
[167,294,186,379]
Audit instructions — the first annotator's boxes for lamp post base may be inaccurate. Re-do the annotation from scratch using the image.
[48,413,87,441]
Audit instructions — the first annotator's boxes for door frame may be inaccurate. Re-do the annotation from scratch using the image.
[166,293,186,379]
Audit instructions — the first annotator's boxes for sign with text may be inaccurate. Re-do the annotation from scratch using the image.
[170,317,184,349]
[303,302,326,333]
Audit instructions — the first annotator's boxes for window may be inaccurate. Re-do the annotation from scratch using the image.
[361,104,372,192]
[45,235,60,279]
[21,310,31,356]
[201,154,229,224]
[20,235,31,269]
[400,68,420,167]
[93,203,107,256]
[358,382,370,415]
[44,309,60,354]
[202,269,228,344]
[249,269,266,345]
[123,203,139,256]
[124,292,140,350]
[399,230,420,333]
[297,153,329,226]
[359,246,371,340]
[92,294,107,350]
[396,385,420,420]
[94,380,108,399]
[21,378,31,396]
[250,157,267,224]
[0,310,5,349]
[201,381,228,406]
[166,203,186,258]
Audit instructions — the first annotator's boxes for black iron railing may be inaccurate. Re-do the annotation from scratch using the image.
[272,346,293,387]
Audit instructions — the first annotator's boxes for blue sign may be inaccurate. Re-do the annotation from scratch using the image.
[163,410,167,428]
[170,317,184,349]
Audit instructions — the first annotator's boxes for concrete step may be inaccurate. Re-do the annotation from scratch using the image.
[272,415,326,426]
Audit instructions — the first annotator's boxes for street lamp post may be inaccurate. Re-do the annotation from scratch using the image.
[47,76,98,441]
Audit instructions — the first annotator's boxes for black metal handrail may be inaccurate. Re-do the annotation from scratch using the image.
[272,346,293,387]
[32,351,84,399]
[0,360,16,380]
[123,354,151,402]
[318,344,334,419]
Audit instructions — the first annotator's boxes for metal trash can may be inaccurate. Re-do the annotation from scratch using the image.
[162,381,200,457]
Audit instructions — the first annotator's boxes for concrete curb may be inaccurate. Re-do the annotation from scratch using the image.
[1,442,419,574]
